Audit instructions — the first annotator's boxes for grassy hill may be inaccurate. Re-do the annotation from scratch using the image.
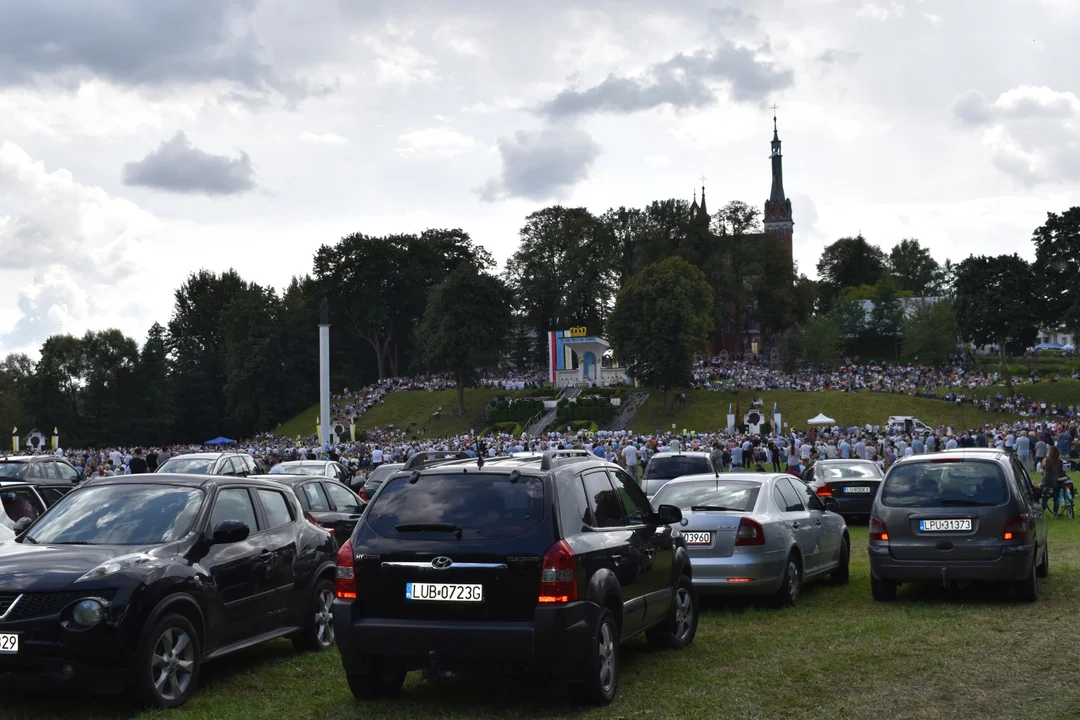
[273,389,520,440]
[935,378,1080,406]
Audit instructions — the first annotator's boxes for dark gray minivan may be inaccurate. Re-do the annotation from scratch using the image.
[868,449,1048,602]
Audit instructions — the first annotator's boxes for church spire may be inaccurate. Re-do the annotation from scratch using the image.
[763,105,794,262]
[689,188,699,218]
[769,107,785,203]
[698,182,708,217]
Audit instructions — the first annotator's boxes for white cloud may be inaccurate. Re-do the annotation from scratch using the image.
[299,131,350,145]
[0,142,156,354]
[396,128,477,158]
[855,2,905,21]
[365,36,438,87]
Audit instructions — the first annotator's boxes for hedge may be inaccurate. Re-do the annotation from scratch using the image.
[479,422,523,437]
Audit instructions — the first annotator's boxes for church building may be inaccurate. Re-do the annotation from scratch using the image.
[701,112,794,356]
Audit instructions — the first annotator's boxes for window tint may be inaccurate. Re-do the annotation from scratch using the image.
[367,473,545,540]
[1,487,45,524]
[881,461,1008,507]
[257,489,293,528]
[1010,457,1036,498]
[773,480,804,512]
[608,469,652,524]
[25,462,45,480]
[38,487,71,507]
[652,480,761,512]
[818,462,882,479]
[56,462,80,483]
[210,488,259,531]
[0,462,25,479]
[26,485,203,545]
[324,483,361,513]
[582,471,625,528]
[42,462,60,480]
[157,457,213,474]
[643,455,711,480]
[786,478,825,511]
[301,482,331,511]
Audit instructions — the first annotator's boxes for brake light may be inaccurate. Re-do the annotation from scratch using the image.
[358,487,369,502]
[304,510,335,538]
[1004,515,1027,542]
[335,540,356,599]
[734,517,765,546]
[869,516,889,542]
[538,539,577,603]
[816,482,832,497]
[726,577,753,583]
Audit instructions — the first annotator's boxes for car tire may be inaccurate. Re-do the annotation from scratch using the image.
[135,613,202,709]
[346,667,407,699]
[870,574,897,602]
[770,553,801,608]
[569,607,619,706]
[293,578,336,652]
[1036,544,1049,579]
[1015,557,1038,602]
[830,536,851,585]
[646,575,699,650]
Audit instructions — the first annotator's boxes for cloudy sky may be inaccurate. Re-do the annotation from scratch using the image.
[1,0,1077,356]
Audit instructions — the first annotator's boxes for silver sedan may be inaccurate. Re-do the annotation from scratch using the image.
[652,473,851,606]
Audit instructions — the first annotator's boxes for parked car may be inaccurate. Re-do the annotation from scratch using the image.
[333,449,698,705]
[267,474,365,546]
[641,451,720,499]
[651,473,849,605]
[0,456,83,485]
[155,452,261,477]
[354,462,403,499]
[269,460,352,484]
[868,448,1048,602]
[0,474,338,707]
[0,480,76,530]
[802,459,884,520]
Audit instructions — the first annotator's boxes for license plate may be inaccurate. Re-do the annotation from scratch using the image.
[684,532,713,546]
[920,519,972,532]
[0,633,17,654]
[405,583,483,602]
[843,486,871,494]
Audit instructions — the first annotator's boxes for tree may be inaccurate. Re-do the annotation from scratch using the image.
[415,265,513,416]
[221,283,287,437]
[816,235,888,304]
[778,326,804,374]
[902,299,959,366]
[868,273,905,348]
[607,257,713,410]
[751,233,798,344]
[801,315,844,367]
[888,239,940,296]
[0,353,33,439]
[1031,207,1080,332]
[826,300,867,342]
[135,323,174,447]
[954,254,1038,397]
[80,329,140,445]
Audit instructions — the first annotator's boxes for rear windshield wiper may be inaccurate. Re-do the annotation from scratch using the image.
[938,499,989,506]
[690,505,743,512]
[395,522,463,538]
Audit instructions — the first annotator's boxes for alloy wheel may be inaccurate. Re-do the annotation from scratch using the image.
[151,627,195,702]
[674,587,693,641]
[315,588,336,647]
[787,561,800,604]
[597,621,615,693]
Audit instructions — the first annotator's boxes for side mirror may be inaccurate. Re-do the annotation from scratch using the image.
[13,517,33,535]
[211,520,250,545]
[822,497,841,514]
[656,504,683,525]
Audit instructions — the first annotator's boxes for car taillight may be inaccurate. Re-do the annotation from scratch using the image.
[538,539,577,604]
[734,517,765,546]
[816,482,832,497]
[304,510,335,538]
[358,487,369,502]
[869,515,889,542]
[335,540,356,599]
[1004,515,1027,542]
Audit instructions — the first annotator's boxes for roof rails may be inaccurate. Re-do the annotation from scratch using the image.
[539,449,594,471]
[401,450,471,471]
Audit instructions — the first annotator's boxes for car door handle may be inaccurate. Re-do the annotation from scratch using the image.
[791,522,800,529]
[257,550,273,562]
[349,514,361,520]
[611,554,624,564]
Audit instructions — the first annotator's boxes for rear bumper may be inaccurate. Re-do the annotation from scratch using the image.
[333,600,598,678]
[830,496,874,517]
[868,544,1034,582]
[690,548,787,595]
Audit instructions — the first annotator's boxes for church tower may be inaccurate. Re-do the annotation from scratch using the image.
[763,110,793,262]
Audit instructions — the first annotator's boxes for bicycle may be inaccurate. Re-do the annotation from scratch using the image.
[1060,478,1075,520]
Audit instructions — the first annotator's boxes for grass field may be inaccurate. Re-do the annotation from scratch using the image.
[632,389,1021,434]
[8,508,1080,720]
[936,378,1080,407]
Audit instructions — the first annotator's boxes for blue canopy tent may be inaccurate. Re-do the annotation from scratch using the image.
[205,437,235,445]
[1034,342,1064,351]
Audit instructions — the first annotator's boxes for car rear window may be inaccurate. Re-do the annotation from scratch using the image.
[644,455,710,480]
[880,460,1009,507]
[652,480,760,512]
[0,463,25,478]
[366,473,545,540]
[819,463,881,479]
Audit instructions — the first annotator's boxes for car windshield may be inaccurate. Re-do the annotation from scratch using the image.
[365,464,402,485]
[819,463,882,479]
[644,455,710,480]
[367,473,545,540]
[26,484,204,545]
[157,457,214,474]
[270,464,324,476]
[652,480,760,512]
[880,461,1008,507]
[0,463,25,478]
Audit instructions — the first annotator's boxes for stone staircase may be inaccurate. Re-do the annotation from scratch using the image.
[605,391,650,431]
[525,386,581,436]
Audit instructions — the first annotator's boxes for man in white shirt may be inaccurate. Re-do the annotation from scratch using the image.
[371,447,383,467]
[621,443,640,484]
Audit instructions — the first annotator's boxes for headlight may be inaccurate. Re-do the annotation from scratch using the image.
[71,599,105,627]
[76,552,155,582]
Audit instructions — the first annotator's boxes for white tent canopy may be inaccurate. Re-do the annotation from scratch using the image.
[807,413,835,426]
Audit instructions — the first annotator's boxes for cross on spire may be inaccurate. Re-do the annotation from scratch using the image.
[771,104,779,131]
[699,175,707,186]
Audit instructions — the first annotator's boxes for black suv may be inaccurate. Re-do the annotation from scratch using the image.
[333,450,698,705]
[0,474,338,708]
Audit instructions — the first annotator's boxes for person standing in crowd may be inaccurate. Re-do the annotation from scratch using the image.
[128,448,148,474]
[1041,446,1066,516]
[146,447,159,472]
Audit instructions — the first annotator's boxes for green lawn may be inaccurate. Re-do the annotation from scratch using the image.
[936,378,1080,407]
[8,519,1080,720]
[632,389,1021,434]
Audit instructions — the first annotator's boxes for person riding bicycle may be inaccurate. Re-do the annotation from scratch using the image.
[1041,446,1067,516]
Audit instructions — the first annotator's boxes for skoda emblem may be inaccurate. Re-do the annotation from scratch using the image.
[431,556,453,570]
